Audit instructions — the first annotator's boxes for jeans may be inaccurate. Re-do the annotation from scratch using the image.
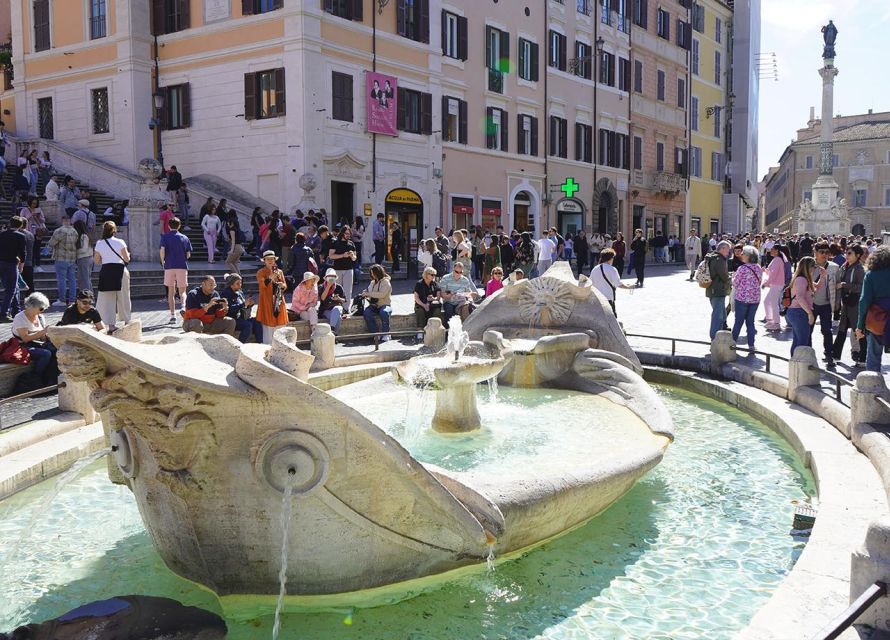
[833,304,866,363]
[0,261,18,316]
[54,260,77,303]
[336,269,354,310]
[810,303,834,358]
[732,300,759,347]
[363,304,391,334]
[786,307,812,355]
[867,333,884,373]
[322,306,342,333]
[76,256,93,292]
[27,344,55,379]
[709,296,727,340]
[373,240,386,265]
[235,318,263,343]
[536,260,552,277]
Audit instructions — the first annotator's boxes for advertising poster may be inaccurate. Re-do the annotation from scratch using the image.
[366,71,398,136]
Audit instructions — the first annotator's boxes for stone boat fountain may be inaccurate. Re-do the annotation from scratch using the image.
[47,263,673,608]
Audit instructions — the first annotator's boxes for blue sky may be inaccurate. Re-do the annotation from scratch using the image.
[758,0,890,179]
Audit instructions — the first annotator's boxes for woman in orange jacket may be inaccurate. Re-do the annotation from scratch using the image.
[256,250,288,344]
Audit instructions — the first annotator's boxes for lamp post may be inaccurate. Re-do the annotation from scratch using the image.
[153,89,165,170]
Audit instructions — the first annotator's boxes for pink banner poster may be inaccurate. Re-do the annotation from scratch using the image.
[366,71,398,136]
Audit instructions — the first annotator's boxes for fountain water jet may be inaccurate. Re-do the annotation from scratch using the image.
[272,467,298,640]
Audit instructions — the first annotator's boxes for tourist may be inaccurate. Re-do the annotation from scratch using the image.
[418,238,435,271]
[471,227,486,280]
[652,231,667,263]
[199,196,215,223]
[731,246,763,351]
[513,232,535,279]
[434,226,450,256]
[787,257,823,356]
[590,249,636,317]
[499,234,514,274]
[372,212,387,264]
[316,224,333,271]
[390,221,403,272]
[812,241,839,366]
[549,227,565,262]
[288,232,316,280]
[176,183,191,228]
[611,232,626,275]
[318,268,345,334]
[12,292,57,386]
[249,207,264,254]
[486,266,505,297]
[18,219,34,299]
[0,216,26,322]
[182,276,236,336]
[574,230,589,274]
[761,244,788,332]
[44,173,62,202]
[94,221,131,331]
[20,196,47,273]
[157,203,174,236]
[166,165,183,197]
[290,271,319,331]
[224,218,244,275]
[798,233,814,259]
[202,204,222,263]
[255,251,288,344]
[705,241,731,340]
[73,220,93,294]
[630,229,647,287]
[440,262,479,322]
[453,230,473,275]
[563,234,574,262]
[857,246,890,373]
[832,244,866,367]
[58,290,105,331]
[159,217,192,323]
[536,232,555,276]
[685,229,702,280]
[351,216,364,279]
[47,214,79,308]
[362,264,393,340]
[219,273,262,343]
[330,226,357,311]
[414,266,441,333]
[60,177,79,216]
[483,235,501,284]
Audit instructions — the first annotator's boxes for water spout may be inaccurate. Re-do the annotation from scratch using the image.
[271,468,298,640]
[445,316,470,363]
[487,376,499,403]
[485,543,496,573]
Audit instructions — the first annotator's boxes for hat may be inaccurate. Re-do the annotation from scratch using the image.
[78,199,90,207]
[262,250,278,260]
[324,268,337,278]
[301,271,319,284]
[75,289,93,301]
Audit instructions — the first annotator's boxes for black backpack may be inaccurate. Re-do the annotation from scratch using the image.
[432,251,448,277]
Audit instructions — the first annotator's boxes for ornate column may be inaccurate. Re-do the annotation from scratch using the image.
[127,158,170,262]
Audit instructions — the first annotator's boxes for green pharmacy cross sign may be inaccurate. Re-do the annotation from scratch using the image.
[560,178,580,198]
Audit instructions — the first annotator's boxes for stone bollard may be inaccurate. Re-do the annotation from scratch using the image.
[851,372,890,428]
[709,330,737,375]
[57,373,98,424]
[424,317,446,350]
[267,327,314,381]
[310,324,335,371]
[850,517,890,631]
[788,346,820,402]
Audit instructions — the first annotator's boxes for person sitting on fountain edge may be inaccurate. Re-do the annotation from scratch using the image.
[318,268,345,334]
[57,289,106,332]
[182,275,237,336]
[414,266,442,337]
[440,261,479,323]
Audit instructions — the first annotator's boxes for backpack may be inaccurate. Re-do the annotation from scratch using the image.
[432,251,448,277]
[694,258,713,288]
[781,285,795,310]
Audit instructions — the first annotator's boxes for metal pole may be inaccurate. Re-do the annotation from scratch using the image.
[153,34,164,170]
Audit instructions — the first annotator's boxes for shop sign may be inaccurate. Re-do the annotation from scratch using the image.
[557,199,583,213]
[386,189,422,205]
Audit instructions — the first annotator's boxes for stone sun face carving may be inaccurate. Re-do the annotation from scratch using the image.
[518,278,576,327]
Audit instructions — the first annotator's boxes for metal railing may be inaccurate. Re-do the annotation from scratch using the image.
[624,333,713,358]
[810,365,855,406]
[812,581,886,640]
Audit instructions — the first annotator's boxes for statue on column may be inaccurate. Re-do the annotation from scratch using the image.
[798,198,814,221]
[821,20,838,59]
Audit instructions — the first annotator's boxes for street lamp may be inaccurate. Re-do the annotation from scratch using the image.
[152,89,165,170]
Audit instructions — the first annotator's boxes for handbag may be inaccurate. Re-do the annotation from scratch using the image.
[0,337,31,365]
[98,239,128,292]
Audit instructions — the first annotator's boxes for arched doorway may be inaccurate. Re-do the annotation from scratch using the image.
[852,223,866,236]
[591,178,619,234]
[385,188,423,275]
[513,191,533,233]
[596,191,612,234]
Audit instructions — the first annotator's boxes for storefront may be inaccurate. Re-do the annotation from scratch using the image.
[481,199,502,232]
[556,198,585,237]
[451,196,474,232]
[385,188,423,272]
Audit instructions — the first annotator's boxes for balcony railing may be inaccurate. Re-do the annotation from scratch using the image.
[488,68,504,93]
[655,171,687,193]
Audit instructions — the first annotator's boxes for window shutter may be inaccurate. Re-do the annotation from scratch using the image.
[530,116,538,156]
[458,99,467,143]
[561,119,567,157]
[242,0,254,16]
[323,0,334,13]
[574,123,581,161]
[486,107,495,149]
[419,0,429,43]
[396,0,407,36]
[531,43,539,80]
[559,35,567,71]
[274,67,286,116]
[549,117,556,155]
[485,27,492,69]
[457,16,468,60]
[244,73,256,120]
[352,0,363,21]
[598,129,606,165]
[442,95,449,137]
[518,41,526,78]
[517,114,524,154]
[640,0,648,29]
[440,10,447,55]
[500,31,510,72]
[397,87,407,130]
[585,125,593,163]
[179,0,191,30]
[420,92,432,135]
[181,83,192,128]
[158,86,169,130]
[151,0,166,36]
[500,109,508,152]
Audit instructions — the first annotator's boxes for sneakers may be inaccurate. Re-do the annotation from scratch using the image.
[168,315,176,324]
[380,335,392,342]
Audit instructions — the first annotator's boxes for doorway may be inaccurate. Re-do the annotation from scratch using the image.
[852,223,866,236]
[513,191,533,233]
[596,191,612,234]
[331,181,355,227]
[385,188,423,276]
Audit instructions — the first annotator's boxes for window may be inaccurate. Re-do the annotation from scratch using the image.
[331,72,353,122]
[656,141,664,171]
[656,70,665,101]
[711,152,724,181]
[518,114,538,155]
[91,87,110,135]
[885,187,890,206]
[244,68,286,120]
[677,77,686,108]
[832,154,840,167]
[713,108,721,138]
[245,0,283,15]
[633,59,643,93]
[691,3,704,32]
[677,19,691,50]
[656,8,670,39]
[616,0,628,31]
[574,41,592,79]
[398,88,432,134]
[714,51,721,85]
[805,155,813,169]
[854,189,867,208]
[599,51,615,86]
[487,26,509,92]
[33,0,50,51]
[715,17,722,43]
[37,97,53,139]
[578,0,591,16]
[690,146,702,178]
[442,96,467,143]
[633,0,648,29]
[161,83,191,130]
[617,133,629,169]
[90,0,106,39]
[691,39,699,75]
[804,190,812,203]
[151,0,190,35]
[617,57,630,91]
[549,116,567,158]
[690,96,699,131]
[486,107,508,151]
[599,0,610,23]
[549,30,567,71]
[397,0,429,43]
[518,39,539,81]
[442,11,468,60]
[633,135,642,170]
[575,123,592,163]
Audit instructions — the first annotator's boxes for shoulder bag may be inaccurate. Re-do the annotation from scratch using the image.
[98,239,128,292]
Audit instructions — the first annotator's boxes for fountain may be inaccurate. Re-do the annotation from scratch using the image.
[42,263,675,608]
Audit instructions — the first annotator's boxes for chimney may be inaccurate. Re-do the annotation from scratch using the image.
[869,108,873,115]
[808,106,816,127]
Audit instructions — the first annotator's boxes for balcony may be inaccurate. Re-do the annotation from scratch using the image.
[654,171,687,193]
[488,68,504,93]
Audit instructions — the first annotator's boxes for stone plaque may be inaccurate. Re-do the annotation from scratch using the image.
[204,0,230,23]
[817,191,829,206]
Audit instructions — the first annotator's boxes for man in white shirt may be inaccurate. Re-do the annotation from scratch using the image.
[684,229,701,280]
[43,174,61,202]
[536,235,556,276]
[590,248,635,316]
